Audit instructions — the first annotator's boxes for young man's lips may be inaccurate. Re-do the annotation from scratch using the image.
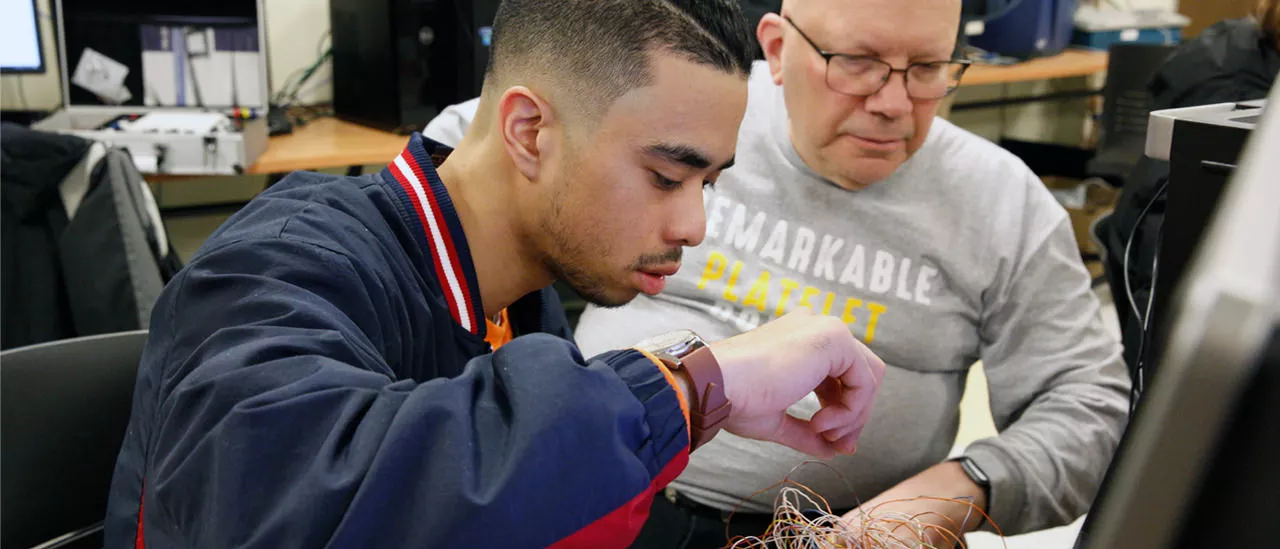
[636,272,668,295]
[640,264,681,277]
[636,264,680,295]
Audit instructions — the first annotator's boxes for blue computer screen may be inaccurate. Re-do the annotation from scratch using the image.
[0,0,45,73]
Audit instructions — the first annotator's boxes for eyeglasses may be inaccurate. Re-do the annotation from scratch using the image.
[783,16,970,100]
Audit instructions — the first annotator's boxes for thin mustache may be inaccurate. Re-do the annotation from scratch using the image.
[634,248,683,269]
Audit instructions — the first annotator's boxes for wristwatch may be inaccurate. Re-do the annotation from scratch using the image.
[634,330,732,450]
[953,456,992,525]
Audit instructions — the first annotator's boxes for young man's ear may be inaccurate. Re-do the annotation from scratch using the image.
[758,13,786,85]
[497,86,556,182]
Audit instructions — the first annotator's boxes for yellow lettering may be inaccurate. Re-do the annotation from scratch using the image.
[820,292,836,316]
[797,286,821,311]
[841,297,863,327]
[866,302,888,342]
[723,261,744,302]
[697,251,728,290]
[741,271,772,312]
[775,278,800,316]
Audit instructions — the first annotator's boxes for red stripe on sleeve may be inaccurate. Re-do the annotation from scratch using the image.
[546,449,690,549]
[135,481,146,549]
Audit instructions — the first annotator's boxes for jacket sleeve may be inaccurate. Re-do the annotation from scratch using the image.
[964,214,1131,534]
[139,238,690,549]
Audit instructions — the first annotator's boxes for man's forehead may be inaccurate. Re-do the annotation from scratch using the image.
[593,54,745,161]
[790,0,959,56]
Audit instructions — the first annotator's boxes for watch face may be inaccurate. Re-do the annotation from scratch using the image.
[635,330,702,357]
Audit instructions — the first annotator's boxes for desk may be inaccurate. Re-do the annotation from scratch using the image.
[154,117,408,215]
[952,49,1109,112]
[960,49,1109,87]
[247,117,409,175]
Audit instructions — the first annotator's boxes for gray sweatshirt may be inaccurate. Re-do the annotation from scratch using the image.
[423,62,1130,535]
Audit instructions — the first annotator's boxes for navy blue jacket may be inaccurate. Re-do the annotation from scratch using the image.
[105,135,691,548]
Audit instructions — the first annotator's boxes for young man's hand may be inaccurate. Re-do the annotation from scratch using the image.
[708,310,886,458]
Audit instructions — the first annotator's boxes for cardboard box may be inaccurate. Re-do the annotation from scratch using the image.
[1044,176,1119,256]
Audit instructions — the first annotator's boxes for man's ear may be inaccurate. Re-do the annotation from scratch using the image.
[496,86,555,182]
[758,13,786,85]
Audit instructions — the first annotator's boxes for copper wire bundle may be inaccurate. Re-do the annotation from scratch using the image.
[722,463,1006,549]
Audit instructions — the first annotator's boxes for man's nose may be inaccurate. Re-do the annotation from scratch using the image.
[863,72,913,119]
[667,186,708,248]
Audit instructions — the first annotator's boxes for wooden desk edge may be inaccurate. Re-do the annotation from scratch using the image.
[960,50,1109,87]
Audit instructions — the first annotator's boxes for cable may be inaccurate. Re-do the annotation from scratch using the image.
[11,77,31,110]
[272,31,334,108]
[1131,230,1160,408]
[1122,179,1168,408]
[1122,179,1169,325]
[317,29,332,59]
[272,47,332,108]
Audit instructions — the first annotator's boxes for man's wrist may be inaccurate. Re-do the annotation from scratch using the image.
[634,331,731,451]
[945,458,989,530]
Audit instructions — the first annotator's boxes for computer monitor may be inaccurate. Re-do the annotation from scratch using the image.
[0,0,46,74]
[1075,82,1280,548]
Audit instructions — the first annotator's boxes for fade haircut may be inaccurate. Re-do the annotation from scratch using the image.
[482,0,755,125]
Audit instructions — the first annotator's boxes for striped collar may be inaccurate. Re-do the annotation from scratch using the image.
[380,134,486,336]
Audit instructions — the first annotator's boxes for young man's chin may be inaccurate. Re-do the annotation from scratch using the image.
[567,280,643,310]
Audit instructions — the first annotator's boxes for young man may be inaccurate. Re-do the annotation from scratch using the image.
[104,1,888,547]
[427,0,1129,547]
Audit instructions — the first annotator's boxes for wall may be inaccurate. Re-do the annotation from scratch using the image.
[1179,0,1259,37]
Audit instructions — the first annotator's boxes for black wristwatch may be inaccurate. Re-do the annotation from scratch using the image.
[953,457,991,525]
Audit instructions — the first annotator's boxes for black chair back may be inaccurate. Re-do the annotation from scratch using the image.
[1,330,147,549]
[1088,43,1177,185]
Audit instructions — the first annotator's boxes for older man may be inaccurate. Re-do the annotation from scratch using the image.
[426,0,1129,546]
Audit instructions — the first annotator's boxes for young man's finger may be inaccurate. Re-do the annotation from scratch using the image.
[772,414,837,460]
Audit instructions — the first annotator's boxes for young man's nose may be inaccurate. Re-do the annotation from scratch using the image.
[667,187,708,248]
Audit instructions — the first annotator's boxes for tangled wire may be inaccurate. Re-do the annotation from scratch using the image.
[723,462,1005,549]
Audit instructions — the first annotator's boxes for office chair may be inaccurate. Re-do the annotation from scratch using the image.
[1087,43,1177,186]
[1,330,148,549]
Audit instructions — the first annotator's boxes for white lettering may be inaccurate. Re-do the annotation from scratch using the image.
[705,195,732,240]
[760,220,789,265]
[896,257,915,301]
[787,226,817,273]
[813,235,845,281]
[724,206,768,253]
[915,264,938,306]
[869,250,895,294]
[839,244,867,289]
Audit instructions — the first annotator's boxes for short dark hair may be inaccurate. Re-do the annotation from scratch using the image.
[486,0,754,119]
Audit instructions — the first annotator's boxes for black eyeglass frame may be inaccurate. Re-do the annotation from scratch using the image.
[783,15,971,100]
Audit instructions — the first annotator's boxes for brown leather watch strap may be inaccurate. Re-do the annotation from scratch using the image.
[669,346,731,450]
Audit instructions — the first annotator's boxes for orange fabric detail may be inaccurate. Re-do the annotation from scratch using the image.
[633,348,691,442]
[484,309,513,350]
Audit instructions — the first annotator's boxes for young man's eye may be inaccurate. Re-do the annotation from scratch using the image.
[652,172,682,190]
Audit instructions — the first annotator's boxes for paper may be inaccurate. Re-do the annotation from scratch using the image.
[140,25,264,108]
[123,112,231,134]
[72,48,131,103]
